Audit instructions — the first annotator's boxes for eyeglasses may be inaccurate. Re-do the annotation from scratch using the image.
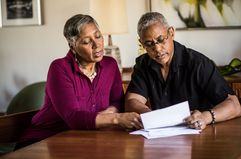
[143,27,170,49]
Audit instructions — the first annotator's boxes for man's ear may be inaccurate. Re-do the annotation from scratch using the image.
[138,39,146,49]
[169,27,175,37]
[138,39,145,48]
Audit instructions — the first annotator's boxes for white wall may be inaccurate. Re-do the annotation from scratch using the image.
[0,0,90,111]
[175,29,241,65]
[0,0,241,111]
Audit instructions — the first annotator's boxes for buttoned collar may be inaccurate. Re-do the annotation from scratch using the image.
[147,41,187,73]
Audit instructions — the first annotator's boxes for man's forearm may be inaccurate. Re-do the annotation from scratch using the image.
[125,98,151,114]
[211,94,241,123]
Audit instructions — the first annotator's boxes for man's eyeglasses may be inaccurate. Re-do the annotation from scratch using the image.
[143,27,171,49]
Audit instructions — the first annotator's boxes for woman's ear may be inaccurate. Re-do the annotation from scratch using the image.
[69,43,73,49]
[69,43,76,53]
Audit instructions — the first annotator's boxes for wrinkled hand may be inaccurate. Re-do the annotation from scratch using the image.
[99,106,118,114]
[115,112,143,130]
[184,110,207,131]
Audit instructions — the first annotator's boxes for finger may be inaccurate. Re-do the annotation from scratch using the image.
[196,121,202,130]
[130,113,143,128]
[129,117,142,129]
[127,122,135,129]
[130,121,143,130]
[187,121,196,128]
[191,110,202,119]
[185,111,202,125]
[199,121,206,130]
[134,121,143,129]
[187,120,199,129]
[184,116,195,125]
[193,120,203,130]
[191,110,199,115]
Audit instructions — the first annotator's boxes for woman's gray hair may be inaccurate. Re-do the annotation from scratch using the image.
[137,12,169,38]
[63,14,99,46]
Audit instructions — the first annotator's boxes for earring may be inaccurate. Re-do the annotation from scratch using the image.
[74,53,80,66]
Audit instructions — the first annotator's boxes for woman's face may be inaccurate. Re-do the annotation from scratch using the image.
[71,23,104,66]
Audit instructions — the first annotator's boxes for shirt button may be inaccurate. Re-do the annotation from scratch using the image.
[92,104,95,107]
[164,91,167,96]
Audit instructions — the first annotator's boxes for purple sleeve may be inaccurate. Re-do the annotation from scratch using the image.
[46,61,97,130]
[109,64,124,111]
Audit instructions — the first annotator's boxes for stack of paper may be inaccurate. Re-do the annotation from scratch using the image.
[130,101,200,139]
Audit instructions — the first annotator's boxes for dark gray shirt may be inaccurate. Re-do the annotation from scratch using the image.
[127,41,234,111]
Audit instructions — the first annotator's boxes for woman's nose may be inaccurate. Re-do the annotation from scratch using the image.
[92,39,101,49]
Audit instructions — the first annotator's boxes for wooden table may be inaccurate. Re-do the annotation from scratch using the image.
[1,117,241,159]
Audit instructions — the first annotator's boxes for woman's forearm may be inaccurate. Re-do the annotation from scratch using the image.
[95,112,143,129]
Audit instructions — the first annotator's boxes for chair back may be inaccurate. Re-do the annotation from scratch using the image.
[0,81,45,154]
[0,110,38,143]
[6,81,46,114]
[0,110,38,155]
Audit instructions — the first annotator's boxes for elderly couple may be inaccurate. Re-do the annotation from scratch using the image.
[15,12,241,149]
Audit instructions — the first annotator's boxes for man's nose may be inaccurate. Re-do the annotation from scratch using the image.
[152,41,164,51]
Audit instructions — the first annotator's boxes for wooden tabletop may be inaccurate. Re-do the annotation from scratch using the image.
[1,117,241,159]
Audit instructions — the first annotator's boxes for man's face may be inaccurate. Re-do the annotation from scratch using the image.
[140,22,175,66]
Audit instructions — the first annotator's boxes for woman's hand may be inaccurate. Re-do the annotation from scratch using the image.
[114,112,143,130]
[99,106,118,114]
[184,110,210,131]
[96,108,143,130]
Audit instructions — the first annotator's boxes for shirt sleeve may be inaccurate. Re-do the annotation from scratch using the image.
[196,59,234,106]
[127,57,149,99]
[46,61,97,130]
[109,62,124,112]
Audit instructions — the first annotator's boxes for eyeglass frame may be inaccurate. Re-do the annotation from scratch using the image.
[141,27,171,49]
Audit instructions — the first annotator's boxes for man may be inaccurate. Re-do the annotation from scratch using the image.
[125,12,241,130]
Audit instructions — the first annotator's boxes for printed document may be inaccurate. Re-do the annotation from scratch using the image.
[130,101,200,139]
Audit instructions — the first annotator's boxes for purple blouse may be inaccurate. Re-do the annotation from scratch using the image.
[20,50,124,142]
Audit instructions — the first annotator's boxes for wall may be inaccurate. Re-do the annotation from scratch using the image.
[0,0,241,111]
[0,0,90,111]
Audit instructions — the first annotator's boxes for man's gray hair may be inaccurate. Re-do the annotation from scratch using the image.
[63,14,99,46]
[137,12,169,38]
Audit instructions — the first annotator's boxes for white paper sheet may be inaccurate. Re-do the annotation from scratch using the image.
[130,101,200,139]
[130,126,200,139]
[141,101,190,130]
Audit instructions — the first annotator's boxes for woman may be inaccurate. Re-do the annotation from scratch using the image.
[16,14,142,149]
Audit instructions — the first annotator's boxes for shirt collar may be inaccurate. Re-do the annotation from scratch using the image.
[147,41,187,73]
[171,41,188,72]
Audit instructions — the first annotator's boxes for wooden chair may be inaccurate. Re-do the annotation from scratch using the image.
[231,82,241,102]
[0,110,38,155]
